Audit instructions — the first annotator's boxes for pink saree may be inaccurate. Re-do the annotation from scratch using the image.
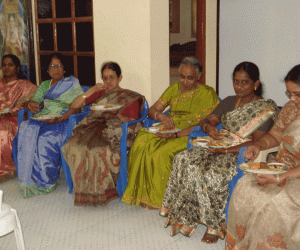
[0,78,37,182]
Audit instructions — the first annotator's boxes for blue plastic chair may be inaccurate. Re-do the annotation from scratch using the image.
[60,98,149,194]
[116,99,149,197]
[13,86,90,187]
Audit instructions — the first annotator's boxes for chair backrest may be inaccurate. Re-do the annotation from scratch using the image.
[81,86,90,92]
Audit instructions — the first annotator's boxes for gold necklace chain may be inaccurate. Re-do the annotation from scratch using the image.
[235,95,256,109]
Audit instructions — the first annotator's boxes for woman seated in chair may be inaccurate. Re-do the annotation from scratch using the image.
[15,53,83,197]
[226,64,300,250]
[121,56,219,209]
[159,62,278,244]
[61,61,145,207]
[0,54,37,182]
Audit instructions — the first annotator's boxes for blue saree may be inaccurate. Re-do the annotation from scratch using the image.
[14,76,83,197]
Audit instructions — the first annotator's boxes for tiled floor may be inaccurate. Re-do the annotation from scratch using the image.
[0,175,225,250]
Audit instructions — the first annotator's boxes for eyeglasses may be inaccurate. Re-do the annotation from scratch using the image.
[49,64,63,69]
[102,76,116,82]
[285,90,300,99]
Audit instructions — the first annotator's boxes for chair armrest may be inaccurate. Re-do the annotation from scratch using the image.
[67,111,89,138]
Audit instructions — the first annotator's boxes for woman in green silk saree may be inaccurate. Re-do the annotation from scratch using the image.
[121,57,219,209]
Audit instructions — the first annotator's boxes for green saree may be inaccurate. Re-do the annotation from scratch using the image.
[121,82,219,208]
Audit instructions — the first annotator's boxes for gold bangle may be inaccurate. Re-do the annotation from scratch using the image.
[202,123,208,133]
[277,175,280,183]
[154,112,159,120]
[225,148,228,154]
[82,95,87,99]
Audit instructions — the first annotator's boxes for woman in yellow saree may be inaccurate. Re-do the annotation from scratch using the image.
[121,57,219,209]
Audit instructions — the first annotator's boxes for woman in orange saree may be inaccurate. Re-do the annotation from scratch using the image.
[0,54,37,182]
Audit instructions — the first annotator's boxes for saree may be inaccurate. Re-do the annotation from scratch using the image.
[0,78,37,182]
[61,89,144,206]
[15,76,83,197]
[159,99,278,238]
[226,101,300,250]
[121,82,219,208]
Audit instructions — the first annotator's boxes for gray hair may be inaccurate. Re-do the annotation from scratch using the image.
[178,57,203,76]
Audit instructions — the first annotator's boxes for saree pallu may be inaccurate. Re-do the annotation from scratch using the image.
[226,110,300,250]
[0,78,37,182]
[61,89,144,207]
[121,83,220,209]
[15,76,83,197]
[160,99,278,238]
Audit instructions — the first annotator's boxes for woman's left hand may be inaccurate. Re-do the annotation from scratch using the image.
[154,132,176,139]
[253,173,286,187]
[206,147,226,154]
[40,117,65,124]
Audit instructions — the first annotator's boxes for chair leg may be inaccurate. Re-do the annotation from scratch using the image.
[11,209,25,250]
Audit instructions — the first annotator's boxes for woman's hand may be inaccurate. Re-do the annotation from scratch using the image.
[154,132,176,139]
[94,83,106,92]
[207,125,223,140]
[244,145,261,161]
[160,114,175,130]
[253,173,286,187]
[27,100,40,114]
[40,116,64,124]
[206,147,227,155]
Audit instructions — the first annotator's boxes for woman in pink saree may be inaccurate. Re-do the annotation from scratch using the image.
[0,54,37,182]
[226,64,300,249]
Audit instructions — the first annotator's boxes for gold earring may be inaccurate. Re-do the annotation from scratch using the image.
[254,87,257,90]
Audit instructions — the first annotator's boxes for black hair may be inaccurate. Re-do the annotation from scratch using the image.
[2,54,26,79]
[284,64,300,86]
[101,61,122,77]
[47,53,68,75]
[233,61,262,96]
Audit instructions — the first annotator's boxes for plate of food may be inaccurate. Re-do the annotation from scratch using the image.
[202,137,242,149]
[31,114,62,120]
[91,104,123,111]
[145,123,181,134]
[189,137,210,147]
[238,162,287,174]
[0,108,10,114]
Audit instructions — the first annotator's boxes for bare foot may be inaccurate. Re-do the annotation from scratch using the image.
[201,233,219,244]
[140,203,159,210]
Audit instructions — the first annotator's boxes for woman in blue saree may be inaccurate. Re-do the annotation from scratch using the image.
[14,53,83,197]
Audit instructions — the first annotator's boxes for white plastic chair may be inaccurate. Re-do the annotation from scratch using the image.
[0,190,25,250]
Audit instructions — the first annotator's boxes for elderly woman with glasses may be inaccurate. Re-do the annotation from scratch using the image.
[226,64,300,250]
[121,56,219,210]
[61,61,145,207]
[15,53,84,197]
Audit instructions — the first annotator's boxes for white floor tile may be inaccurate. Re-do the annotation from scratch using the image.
[0,177,226,250]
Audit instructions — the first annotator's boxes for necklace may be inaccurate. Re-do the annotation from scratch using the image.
[235,95,256,109]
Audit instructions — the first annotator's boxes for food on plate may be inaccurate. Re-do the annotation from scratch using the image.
[249,162,268,170]
[105,104,114,108]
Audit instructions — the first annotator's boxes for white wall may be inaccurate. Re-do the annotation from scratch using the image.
[206,0,217,89]
[93,0,169,105]
[219,0,300,106]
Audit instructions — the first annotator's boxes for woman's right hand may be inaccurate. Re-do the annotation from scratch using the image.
[244,145,261,161]
[160,114,175,130]
[94,83,106,92]
[207,125,223,140]
[27,100,40,114]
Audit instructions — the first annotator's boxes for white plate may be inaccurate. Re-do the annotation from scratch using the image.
[189,139,209,147]
[0,108,10,114]
[145,127,181,134]
[91,104,123,111]
[238,163,287,174]
[31,114,62,120]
